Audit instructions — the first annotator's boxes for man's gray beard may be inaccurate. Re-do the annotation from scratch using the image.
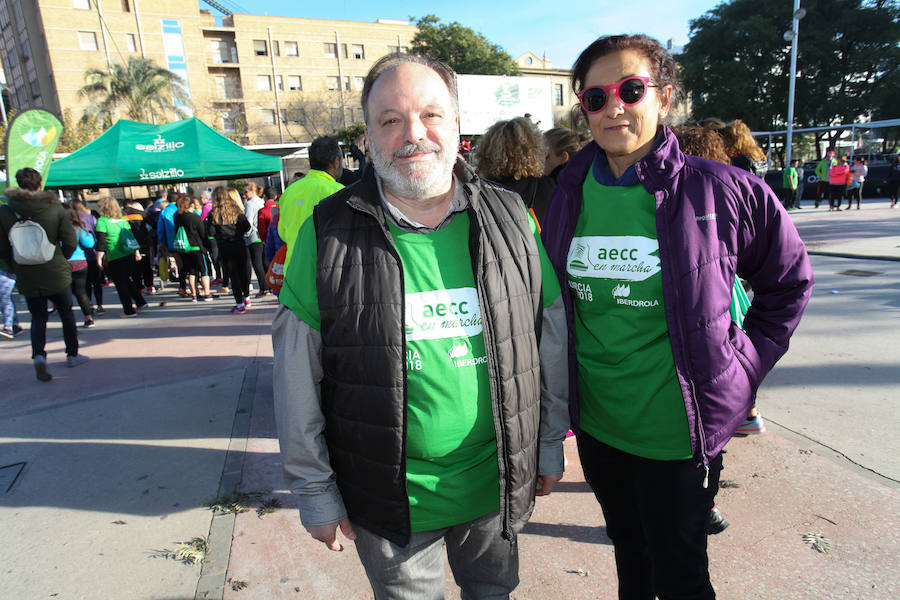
[370,141,456,200]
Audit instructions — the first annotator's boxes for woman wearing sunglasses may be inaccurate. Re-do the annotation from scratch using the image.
[541,34,814,599]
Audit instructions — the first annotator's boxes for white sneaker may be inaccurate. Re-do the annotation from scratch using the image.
[66,354,90,368]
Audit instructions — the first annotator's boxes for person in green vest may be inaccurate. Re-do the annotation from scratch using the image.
[783,159,800,210]
[276,136,345,271]
[272,53,569,598]
[814,149,836,208]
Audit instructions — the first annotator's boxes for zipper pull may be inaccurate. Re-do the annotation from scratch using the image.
[702,465,709,489]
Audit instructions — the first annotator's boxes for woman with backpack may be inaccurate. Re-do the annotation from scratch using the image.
[173,195,214,301]
[95,197,147,317]
[0,168,89,381]
[65,203,97,328]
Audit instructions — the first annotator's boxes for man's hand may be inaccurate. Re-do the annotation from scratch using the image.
[305,518,356,551]
[536,473,563,496]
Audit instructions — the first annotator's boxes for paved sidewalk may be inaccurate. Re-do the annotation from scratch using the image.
[0,199,898,599]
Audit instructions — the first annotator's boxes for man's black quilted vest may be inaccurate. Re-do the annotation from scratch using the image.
[313,164,543,547]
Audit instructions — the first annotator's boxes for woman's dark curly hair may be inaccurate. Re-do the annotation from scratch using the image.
[571,34,683,123]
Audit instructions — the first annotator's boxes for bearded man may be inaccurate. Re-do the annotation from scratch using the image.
[271,53,569,598]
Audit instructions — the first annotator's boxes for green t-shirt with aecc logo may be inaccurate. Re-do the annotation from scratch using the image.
[566,173,691,460]
[281,207,560,531]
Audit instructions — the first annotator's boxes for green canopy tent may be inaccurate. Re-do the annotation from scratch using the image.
[45,118,282,189]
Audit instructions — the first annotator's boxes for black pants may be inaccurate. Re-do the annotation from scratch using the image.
[247,242,269,293]
[829,184,846,209]
[577,431,721,600]
[70,267,93,318]
[26,290,79,358]
[815,181,828,206]
[86,259,104,307]
[133,250,153,290]
[848,182,863,209]
[206,238,223,280]
[219,242,250,304]
[107,256,146,315]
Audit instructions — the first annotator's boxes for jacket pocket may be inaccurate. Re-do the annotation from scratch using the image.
[727,322,763,392]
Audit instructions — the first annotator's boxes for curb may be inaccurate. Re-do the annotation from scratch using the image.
[807,250,900,262]
[196,363,258,600]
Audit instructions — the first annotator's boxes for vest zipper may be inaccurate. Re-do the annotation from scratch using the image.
[378,216,413,537]
[466,196,513,542]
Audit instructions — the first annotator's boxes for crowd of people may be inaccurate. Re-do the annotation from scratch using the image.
[0,170,289,380]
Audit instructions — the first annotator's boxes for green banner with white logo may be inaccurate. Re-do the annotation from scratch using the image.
[5,109,63,191]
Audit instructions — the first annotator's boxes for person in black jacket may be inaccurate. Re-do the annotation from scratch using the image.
[473,116,557,225]
[124,199,154,293]
[205,187,251,312]
[173,195,213,301]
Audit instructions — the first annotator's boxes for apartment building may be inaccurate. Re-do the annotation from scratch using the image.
[516,51,579,126]
[0,0,417,143]
[1,0,573,144]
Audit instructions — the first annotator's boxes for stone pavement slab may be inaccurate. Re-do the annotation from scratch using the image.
[0,368,245,600]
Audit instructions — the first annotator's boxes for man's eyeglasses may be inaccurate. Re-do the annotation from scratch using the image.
[577,76,658,113]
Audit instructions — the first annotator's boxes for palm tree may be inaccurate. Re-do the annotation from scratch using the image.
[79,56,192,123]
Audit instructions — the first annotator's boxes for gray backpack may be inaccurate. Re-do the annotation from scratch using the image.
[7,209,56,265]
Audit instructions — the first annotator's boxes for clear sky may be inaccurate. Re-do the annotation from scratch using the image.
[203,0,726,69]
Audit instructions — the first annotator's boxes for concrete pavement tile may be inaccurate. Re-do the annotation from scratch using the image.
[0,368,246,600]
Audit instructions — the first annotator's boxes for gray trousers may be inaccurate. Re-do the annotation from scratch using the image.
[353,509,518,600]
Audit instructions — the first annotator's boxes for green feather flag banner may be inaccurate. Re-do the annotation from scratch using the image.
[5,109,64,191]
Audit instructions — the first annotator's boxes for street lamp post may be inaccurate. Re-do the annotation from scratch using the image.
[784,1,806,167]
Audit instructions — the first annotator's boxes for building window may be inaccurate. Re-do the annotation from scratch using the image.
[353,107,365,122]
[343,76,350,91]
[126,33,137,52]
[256,75,272,91]
[353,76,364,91]
[331,107,343,125]
[78,31,98,51]
[554,83,563,106]
[341,44,348,59]
[282,108,306,125]
[284,41,298,56]
[351,44,365,60]
[260,109,275,125]
[30,79,40,99]
[221,110,237,134]
[253,40,267,56]
[272,41,280,57]
[214,75,226,98]
[22,39,32,62]
[281,109,307,125]
[121,0,130,12]
[275,75,283,91]
[210,39,236,64]
[73,0,89,9]
[323,42,337,58]
[287,75,301,91]
[526,57,533,65]
[326,76,339,91]
[387,45,409,54]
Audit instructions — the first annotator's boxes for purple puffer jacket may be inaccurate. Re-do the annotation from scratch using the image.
[541,127,814,466]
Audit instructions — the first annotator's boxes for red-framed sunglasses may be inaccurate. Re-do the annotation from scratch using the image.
[576,76,658,113]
